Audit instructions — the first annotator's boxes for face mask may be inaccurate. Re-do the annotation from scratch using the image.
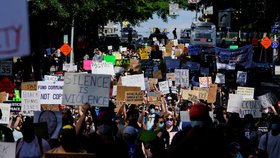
[166,120,173,126]
[150,108,155,114]
[191,121,204,127]
[159,123,164,128]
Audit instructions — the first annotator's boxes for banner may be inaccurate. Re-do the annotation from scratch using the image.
[215,45,253,70]
[62,73,111,107]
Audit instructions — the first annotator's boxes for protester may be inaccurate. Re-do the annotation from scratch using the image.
[16,117,51,158]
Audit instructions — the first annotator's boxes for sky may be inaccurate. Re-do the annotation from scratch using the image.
[133,9,197,38]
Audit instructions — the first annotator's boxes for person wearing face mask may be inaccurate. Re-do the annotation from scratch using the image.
[162,114,179,149]
[142,104,159,131]
[258,115,280,158]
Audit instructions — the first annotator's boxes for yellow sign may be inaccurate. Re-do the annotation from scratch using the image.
[139,48,149,60]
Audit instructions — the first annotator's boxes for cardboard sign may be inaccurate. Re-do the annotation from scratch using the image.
[121,74,145,90]
[91,61,115,76]
[166,73,175,81]
[0,103,11,124]
[125,91,144,104]
[116,86,141,101]
[0,92,7,103]
[21,81,38,90]
[236,87,254,100]
[239,100,262,118]
[62,73,111,107]
[83,60,93,70]
[41,104,60,111]
[199,77,212,88]
[227,94,243,113]
[175,69,189,88]
[37,81,64,104]
[153,70,162,79]
[0,142,16,158]
[0,0,30,59]
[182,90,199,103]
[207,84,218,103]
[21,90,41,116]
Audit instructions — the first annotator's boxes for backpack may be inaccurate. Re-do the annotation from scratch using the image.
[16,136,43,158]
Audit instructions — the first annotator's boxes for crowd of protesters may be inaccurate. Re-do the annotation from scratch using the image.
[0,29,280,158]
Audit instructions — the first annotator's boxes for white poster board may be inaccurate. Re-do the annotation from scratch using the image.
[62,73,111,107]
[63,64,77,72]
[158,81,170,94]
[121,74,145,90]
[175,69,189,88]
[227,94,243,113]
[37,81,64,104]
[0,0,30,59]
[0,142,16,158]
[257,92,278,108]
[236,87,254,100]
[21,90,41,116]
[0,103,11,124]
[44,75,59,82]
[91,61,115,76]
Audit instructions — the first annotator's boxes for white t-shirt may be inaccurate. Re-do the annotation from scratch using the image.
[258,131,280,158]
[17,136,51,158]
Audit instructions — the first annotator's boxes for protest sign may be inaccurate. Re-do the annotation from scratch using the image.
[116,86,141,102]
[215,73,225,84]
[158,81,169,94]
[239,100,262,118]
[227,94,243,113]
[63,64,77,72]
[125,91,145,104]
[62,73,111,107]
[165,58,180,70]
[236,87,254,100]
[199,77,212,88]
[0,103,11,124]
[236,71,247,84]
[257,92,278,108]
[139,48,149,60]
[0,0,30,59]
[0,92,7,103]
[21,90,41,116]
[44,75,59,82]
[83,60,93,70]
[103,55,116,65]
[0,142,16,158]
[91,61,115,76]
[181,90,199,103]
[37,81,64,104]
[207,84,218,103]
[114,53,122,60]
[166,73,175,81]
[121,74,145,90]
[21,81,38,91]
[175,69,189,88]
[3,101,21,117]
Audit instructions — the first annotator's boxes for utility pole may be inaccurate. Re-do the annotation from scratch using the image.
[70,18,75,65]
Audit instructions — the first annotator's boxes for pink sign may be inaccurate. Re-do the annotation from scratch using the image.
[83,60,92,70]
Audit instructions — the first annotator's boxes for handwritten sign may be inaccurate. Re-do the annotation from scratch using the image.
[44,75,59,82]
[0,0,30,59]
[62,73,110,107]
[121,74,145,90]
[91,61,115,76]
[21,90,41,116]
[158,81,169,94]
[175,69,189,88]
[0,142,16,158]
[236,87,254,100]
[257,92,278,108]
[125,91,144,104]
[37,81,64,104]
[0,103,11,124]
[239,100,262,118]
